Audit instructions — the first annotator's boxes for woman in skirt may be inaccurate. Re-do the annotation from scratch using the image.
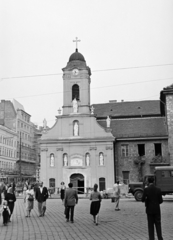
[25,184,34,217]
[60,182,66,203]
[90,184,102,225]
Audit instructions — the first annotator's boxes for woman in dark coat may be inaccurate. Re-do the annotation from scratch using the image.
[60,182,66,203]
[90,184,102,225]
[5,187,16,222]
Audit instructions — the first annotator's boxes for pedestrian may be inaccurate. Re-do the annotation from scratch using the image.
[64,182,78,223]
[25,184,35,217]
[90,183,102,226]
[113,181,121,211]
[5,187,16,222]
[0,182,5,205]
[142,177,163,240]
[35,181,49,217]
[23,181,29,203]
[0,200,11,226]
[60,182,66,203]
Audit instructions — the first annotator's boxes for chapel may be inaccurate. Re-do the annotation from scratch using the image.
[39,46,115,193]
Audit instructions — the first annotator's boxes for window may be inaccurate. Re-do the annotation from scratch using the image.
[138,144,145,156]
[21,123,23,128]
[122,171,129,184]
[121,144,129,157]
[72,84,79,100]
[99,178,106,191]
[162,170,172,178]
[154,143,162,156]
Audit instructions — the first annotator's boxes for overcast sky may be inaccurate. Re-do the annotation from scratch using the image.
[0,0,173,127]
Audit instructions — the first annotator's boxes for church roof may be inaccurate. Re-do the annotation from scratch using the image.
[97,117,168,139]
[93,100,160,118]
[69,49,85,62]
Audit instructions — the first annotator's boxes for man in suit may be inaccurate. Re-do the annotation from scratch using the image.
[35,181,48,217]
[142,177,163,240]
[64,182,78,223]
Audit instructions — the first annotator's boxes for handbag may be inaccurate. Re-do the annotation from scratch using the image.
[28,195,34,201]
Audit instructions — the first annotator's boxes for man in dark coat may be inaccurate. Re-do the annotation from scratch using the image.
[35,181,48,217]
[142,177,163,240]
[64,183,78,223]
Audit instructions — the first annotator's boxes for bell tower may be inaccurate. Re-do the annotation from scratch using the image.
[62,38,91,115]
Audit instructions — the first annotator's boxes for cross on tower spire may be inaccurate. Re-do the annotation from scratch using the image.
[73,37,81,51]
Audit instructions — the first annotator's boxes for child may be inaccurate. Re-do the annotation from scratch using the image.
[0,200,11,226]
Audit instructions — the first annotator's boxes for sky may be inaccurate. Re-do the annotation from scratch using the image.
[0,0,173,127]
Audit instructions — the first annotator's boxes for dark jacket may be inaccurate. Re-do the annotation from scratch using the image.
[142,184,163,214]
[5,193,16,205]
[35,187,48,202]
[64,188,78,206]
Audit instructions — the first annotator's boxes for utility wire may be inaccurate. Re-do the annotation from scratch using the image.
[3,77,173,99]
[1,63,173,81]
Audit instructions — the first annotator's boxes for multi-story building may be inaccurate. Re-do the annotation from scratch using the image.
[0,124,18,180]
[0,99,39,180]
[12,99,37,177]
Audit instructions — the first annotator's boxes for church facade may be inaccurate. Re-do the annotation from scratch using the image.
[40,49,115,192]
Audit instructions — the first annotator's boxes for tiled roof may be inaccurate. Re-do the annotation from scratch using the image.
[97,117,168,139]
[92,100,160,118]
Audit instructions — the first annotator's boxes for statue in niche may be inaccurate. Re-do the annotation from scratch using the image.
[72,98,78,113]
[73,121,79,136]
[99,153,104,166]
[43,118,47,129]
[106,116,111,128]
[50,154,55,167]
[90,106,94,114]
[63,154,68,166]
[85,153,90,166]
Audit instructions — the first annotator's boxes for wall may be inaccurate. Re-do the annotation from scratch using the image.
[166,95,173,165]
[115,139,169,182]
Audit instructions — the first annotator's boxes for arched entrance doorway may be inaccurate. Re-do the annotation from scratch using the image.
[70,173,84,194]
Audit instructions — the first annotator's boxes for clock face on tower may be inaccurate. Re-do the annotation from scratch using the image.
[72,69,79,76]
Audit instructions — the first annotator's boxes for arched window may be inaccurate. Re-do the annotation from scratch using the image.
[63,153,68,166]
[50,153,55,167]
[72,84,79,100]
[99,152,104,166]
[73,120,79,136]
[99,177,106,191]
[85,153,90,166]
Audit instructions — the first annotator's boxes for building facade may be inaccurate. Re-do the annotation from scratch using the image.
[0,99,38,179]
[0,125,18,179]
[40,49,115,192]
[39,48,173,190]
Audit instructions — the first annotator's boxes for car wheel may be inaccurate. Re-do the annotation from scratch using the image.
[134,190,143,201]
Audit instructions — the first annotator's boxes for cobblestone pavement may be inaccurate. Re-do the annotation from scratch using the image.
[0,198,172,240]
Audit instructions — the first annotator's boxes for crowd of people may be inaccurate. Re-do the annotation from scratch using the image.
[0,178,164,239]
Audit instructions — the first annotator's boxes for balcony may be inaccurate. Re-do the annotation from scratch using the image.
[149,155,170,166]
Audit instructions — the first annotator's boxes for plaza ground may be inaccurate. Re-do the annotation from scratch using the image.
[0,197,172,240]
